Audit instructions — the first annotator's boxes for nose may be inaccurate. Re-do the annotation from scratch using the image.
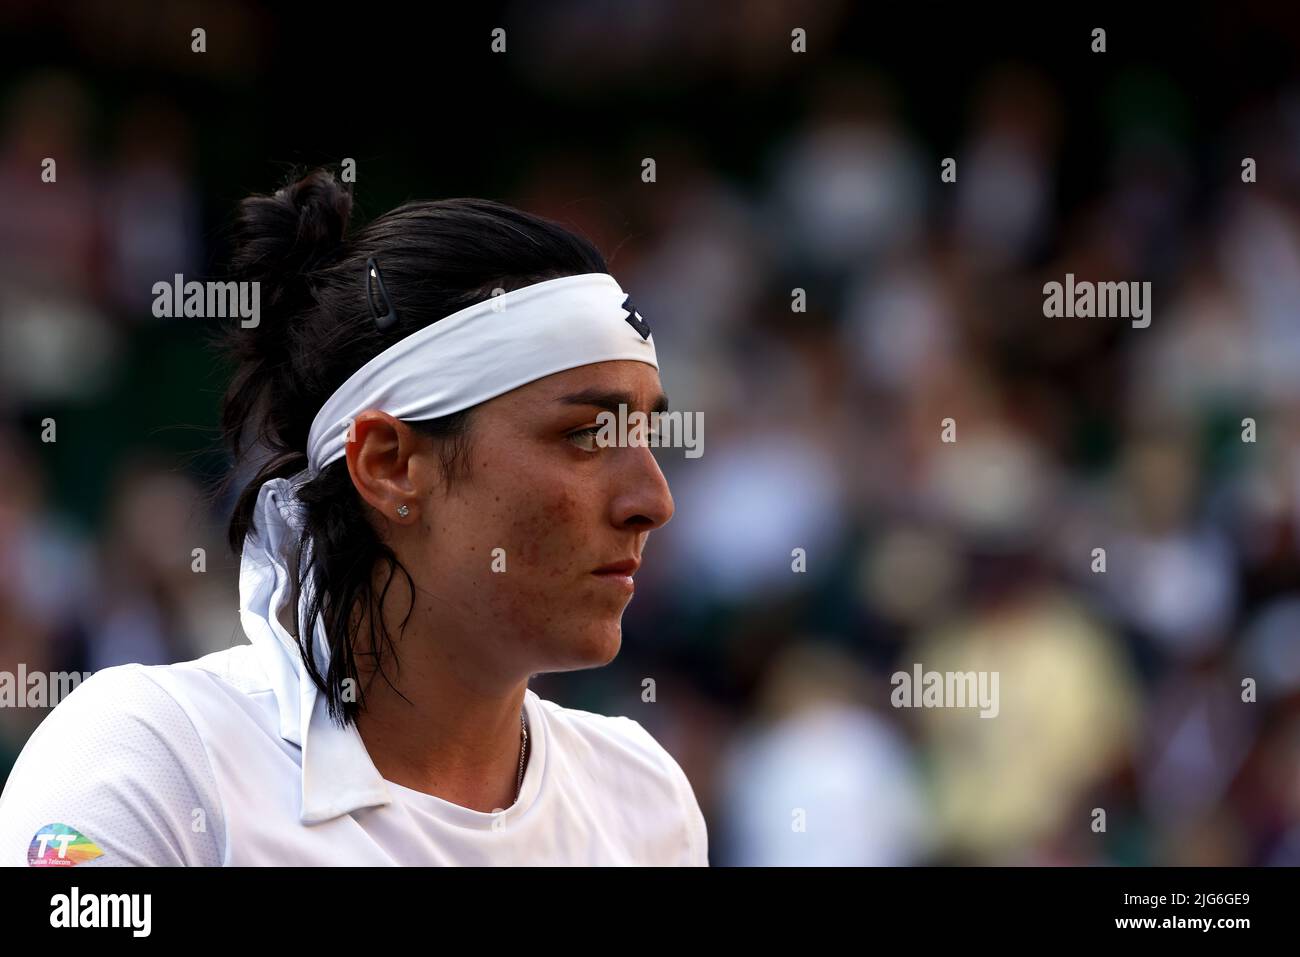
[609,441,674,532]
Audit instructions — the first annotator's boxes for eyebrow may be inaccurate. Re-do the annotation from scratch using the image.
[557,388,670,414]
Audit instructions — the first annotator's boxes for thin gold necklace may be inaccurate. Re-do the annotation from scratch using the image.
[513,708,529,804]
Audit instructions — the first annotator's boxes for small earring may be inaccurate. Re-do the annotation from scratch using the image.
[396,504,411,518]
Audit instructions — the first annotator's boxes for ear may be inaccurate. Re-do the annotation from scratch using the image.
[345,410,421,524]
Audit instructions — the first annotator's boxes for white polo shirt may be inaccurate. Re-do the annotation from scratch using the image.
[0,644,708,866]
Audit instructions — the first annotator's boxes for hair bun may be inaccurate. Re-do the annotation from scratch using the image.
[229,167,353,309]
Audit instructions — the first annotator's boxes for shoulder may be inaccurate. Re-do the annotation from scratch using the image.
[531,692,709,866]
[535,693,671,769]
[0,661,228,867]
[5,663,200,758]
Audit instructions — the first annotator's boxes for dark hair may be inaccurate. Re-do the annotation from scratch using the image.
[214,167,608,726]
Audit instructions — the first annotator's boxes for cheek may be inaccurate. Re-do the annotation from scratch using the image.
[509,484,586,571]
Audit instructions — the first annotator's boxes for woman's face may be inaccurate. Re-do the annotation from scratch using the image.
[388,359,674,677]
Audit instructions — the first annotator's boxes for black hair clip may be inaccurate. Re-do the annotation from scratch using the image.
[365,257,400,332]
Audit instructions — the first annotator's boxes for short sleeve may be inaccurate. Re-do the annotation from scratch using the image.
[0,664,226,867]
[618,717,710,867]
[666,749,709,867]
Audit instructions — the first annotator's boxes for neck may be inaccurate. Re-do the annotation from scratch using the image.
[351,584,531,814]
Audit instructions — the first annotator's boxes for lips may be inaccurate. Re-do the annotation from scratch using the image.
[592,559,640,576]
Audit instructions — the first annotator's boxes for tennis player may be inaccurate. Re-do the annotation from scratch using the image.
[0,169,708,866]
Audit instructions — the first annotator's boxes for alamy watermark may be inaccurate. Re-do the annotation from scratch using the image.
[890,663,1000,718]
[0,666,92,708]
[152,274,260,327]
[594,403,704,458]
[1043,272,1151,328]
[49,887,151,937]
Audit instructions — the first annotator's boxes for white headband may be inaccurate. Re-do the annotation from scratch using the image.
[305,271,657,474]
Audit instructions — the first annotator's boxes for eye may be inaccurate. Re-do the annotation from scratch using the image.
[566,426,602,452]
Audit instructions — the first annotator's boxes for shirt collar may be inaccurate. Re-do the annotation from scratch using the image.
[292,681,544,826]
[297,688,394,824]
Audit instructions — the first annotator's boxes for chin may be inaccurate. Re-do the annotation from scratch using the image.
[566,622,623,669]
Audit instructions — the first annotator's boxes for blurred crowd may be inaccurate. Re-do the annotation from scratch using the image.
[2,4,1299,865]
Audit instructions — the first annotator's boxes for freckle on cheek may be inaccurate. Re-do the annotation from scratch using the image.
[504,490,583,571]
[516,515,546,565]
